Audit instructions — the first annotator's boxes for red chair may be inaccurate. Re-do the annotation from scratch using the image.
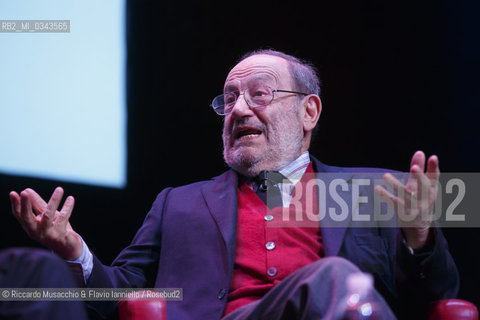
[428,299,479,320]
[118,292,166,320]
[118,295,478,320]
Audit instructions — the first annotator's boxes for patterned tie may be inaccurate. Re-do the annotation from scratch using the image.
[255,171,286,209]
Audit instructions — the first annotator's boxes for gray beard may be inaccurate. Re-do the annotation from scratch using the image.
[223,103,304,177]
[223,129,303,177]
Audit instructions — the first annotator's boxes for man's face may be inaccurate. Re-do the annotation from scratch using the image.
[222,54,305,177]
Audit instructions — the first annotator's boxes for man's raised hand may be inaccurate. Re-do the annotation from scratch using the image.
[375,150,440,249]
[9,187,83,260]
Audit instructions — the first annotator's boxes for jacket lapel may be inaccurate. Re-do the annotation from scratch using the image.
[201,170,238,270]
[311,156,353,257]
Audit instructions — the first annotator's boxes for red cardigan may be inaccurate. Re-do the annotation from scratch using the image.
[224,163,325,316]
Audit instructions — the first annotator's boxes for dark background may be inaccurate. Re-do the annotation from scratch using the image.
[1,0,479,309]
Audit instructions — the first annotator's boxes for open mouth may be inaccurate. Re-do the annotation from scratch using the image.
[234,127,263,140]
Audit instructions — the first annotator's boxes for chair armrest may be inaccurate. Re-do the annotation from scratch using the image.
[118,291,166,320]
[428,299,479,320]
[118,297,478,320]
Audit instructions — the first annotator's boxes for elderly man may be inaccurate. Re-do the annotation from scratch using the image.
[9,50,458,319]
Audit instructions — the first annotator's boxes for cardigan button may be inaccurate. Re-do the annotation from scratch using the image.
[264,215,274,221]
[267,267,277,277]
[266,241,276,250]
[217,288,227,300]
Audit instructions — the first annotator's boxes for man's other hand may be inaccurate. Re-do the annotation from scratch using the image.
[375,150,440,250]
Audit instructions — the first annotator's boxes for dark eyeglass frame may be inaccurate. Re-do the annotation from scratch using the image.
[210,88,309,115]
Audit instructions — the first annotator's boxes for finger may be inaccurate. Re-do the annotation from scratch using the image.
[58,195,75,223]
[406,162,424,194]
[385,171,422,212]
[9,191,21,218]
[406,168,432,211]
[426,155,440,181]
[374,185,404,212]
[407,151,426,190]
[383,173,411,199]
[410,150,426,172]
[374,184,397,202]
[410,164,430,191]
[376,185,420,225]
[25,188,48,214]
[45,187,64,220]
[19,190,37,227]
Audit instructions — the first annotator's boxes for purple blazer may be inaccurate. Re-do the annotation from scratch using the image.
[85,157,459,319]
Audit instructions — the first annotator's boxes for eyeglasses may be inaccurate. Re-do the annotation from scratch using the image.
[210,85,308,115]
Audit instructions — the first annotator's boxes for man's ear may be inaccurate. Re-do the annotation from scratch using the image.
[302,95,322,133]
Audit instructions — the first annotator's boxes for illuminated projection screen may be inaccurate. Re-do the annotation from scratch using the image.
[0,1,126,188]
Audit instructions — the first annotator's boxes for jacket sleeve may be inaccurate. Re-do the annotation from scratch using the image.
[394,226,460,319]
[84,187,172,318]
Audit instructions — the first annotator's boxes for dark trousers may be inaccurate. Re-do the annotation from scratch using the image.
[222,257,397,320]
[0,247,88,320]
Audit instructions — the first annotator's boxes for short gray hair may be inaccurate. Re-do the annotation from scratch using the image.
[239,49,321,96]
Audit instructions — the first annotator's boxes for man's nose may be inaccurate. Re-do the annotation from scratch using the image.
[230,94,253,118]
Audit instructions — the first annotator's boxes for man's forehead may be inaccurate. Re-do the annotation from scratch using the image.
[224,54,290,88]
